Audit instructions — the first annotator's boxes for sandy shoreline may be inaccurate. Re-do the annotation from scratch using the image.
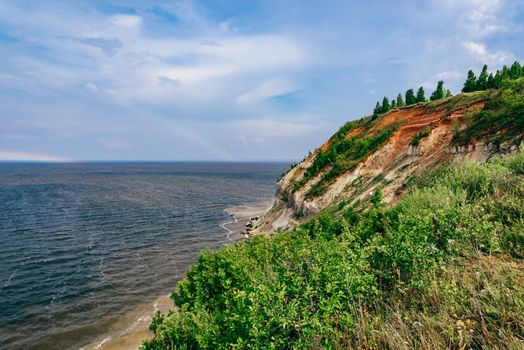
[80,199,273,350]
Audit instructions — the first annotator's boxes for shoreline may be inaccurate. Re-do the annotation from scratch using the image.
[80,199,273,350]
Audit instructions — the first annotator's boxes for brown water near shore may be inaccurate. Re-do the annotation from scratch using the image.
[81,200,273,350]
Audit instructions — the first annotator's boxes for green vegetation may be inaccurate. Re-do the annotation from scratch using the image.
[396,93,405,107]
[143,151,524,350]
[373,86,421,117]
[416,86,426,103]
[454,77,524,145]
[306,125,398,198]
[462,61,524,93]
[371,61,523,120]
[430,80,447,101]
[410,126,433,146]
[292,120,398,198]
[405,88,416,106]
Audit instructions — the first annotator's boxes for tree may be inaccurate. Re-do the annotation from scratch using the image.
[416,86,426,103]
[391,99,397,108]
[405,89,416,105]
[462,70,477,92]
[501,65,510,81]
[445,89,453,98]
[492,70,503,89]
[373,101,381,116]
[509,61,522,79]
[487,73,495,89]
[396,93,405,107]
[476,64,488,90]
[381,96,390,112]
[430,80,445,101]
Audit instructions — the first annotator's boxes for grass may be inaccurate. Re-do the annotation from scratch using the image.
[453,78,524,145]
[142,150,524,350]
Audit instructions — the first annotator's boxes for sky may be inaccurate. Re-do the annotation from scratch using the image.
[0,0,523,161]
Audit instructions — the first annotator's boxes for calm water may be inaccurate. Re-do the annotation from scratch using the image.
[0,162,288,350]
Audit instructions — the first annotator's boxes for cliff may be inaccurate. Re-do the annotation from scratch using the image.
[255,88,524,233]
[144,76,524,350]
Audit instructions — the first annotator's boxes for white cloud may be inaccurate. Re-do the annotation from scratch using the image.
[460,0,507,36]
[236,78,298,105]
[111,15,142,29]
[462,41,513,64]
[85,82,98,92]
[219,19,237,33]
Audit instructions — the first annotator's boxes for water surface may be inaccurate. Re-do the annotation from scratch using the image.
[0,162,288,349]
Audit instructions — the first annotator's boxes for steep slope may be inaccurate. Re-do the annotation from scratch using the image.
[143,76,524,350]
[255,86,524,233]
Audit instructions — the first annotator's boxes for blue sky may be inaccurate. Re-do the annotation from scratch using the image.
[0,0,523,161]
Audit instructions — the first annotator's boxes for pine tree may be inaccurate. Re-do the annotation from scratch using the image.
[487,73,495,89]
[405,89,416,105]
[396,93,405,107]
[445,89,452,98]
[501,65,510,81]
[416,86,426,103]
[391,99,397,108]
[381,96,390,112]
[493,70,503,88]
[462,70,477,92]
[477,64,488,90]
[510,61,522,79]
[430,80,445,101]
[373,101,381,116]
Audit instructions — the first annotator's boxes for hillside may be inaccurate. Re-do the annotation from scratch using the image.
[142,77,524,349]
[255,81,524,233]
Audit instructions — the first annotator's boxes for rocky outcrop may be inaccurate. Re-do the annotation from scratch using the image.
[254,96,523,234]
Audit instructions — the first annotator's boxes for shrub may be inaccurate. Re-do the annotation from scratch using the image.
[143,151,524,350]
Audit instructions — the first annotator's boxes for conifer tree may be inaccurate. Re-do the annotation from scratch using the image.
[487,73,495,89]
[391,99,397,108]
[373,101,381,116]
[416,86,426,103]
[509,61,522,79]
[396,93,405,107]
[381,96,390,112]
[493,70,503,88]
[430,80,445,101]
[462,70,477,92]
[501,65,510,80]
[445,89,452,98]
[405,89,416,106]
[477,64,488,90]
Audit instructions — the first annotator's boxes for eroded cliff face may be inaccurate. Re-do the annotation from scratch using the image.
[254,93,523,234]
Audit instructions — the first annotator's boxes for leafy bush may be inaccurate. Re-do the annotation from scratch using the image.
[143,150,524,350]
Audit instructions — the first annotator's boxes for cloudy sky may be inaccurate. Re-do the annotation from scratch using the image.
[0,0,523,161]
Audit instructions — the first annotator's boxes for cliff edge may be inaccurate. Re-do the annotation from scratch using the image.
[255,87,524,234]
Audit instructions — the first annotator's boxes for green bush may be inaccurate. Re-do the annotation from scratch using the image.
[143,150,524,349]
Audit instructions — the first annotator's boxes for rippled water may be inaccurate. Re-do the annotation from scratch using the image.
[0,162,288,350]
